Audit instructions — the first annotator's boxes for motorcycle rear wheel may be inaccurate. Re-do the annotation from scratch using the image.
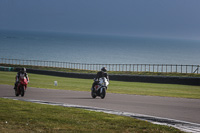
[91,89,96,98]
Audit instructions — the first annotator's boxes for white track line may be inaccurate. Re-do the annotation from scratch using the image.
[3,97,200,133]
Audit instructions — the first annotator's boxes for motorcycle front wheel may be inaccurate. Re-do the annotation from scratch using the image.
[15,89,19,96]
[21,86,25,97]
[100,88,106,99]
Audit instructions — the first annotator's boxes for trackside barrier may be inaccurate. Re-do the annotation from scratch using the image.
[13,68,200,86]
[0,66,14,71]
[1,58,200,74]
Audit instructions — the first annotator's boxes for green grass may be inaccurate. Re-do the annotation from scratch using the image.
[1,71,200,99]
[0,98,184,133]
[1,63,200,77]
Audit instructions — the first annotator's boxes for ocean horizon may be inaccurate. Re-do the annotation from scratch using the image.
[0,30,200,65]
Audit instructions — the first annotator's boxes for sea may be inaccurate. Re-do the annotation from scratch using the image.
[0,30,200,65]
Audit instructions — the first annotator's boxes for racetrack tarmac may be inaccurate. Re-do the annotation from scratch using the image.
[1,84,200,124]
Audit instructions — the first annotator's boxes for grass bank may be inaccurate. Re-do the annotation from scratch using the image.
[1,71,200,99]
[0,98,184,133]
[1,64,200,77]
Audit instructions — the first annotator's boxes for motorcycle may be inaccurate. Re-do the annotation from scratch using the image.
[15,76,28,97]
[91,77,109,99]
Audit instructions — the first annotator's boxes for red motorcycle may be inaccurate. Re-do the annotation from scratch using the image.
[15,76,28,97]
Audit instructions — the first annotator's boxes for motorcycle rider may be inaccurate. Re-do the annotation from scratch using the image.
[92,67,109,90]
[14,68,29,90]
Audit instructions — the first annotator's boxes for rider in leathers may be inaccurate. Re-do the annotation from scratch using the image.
[14,68,29,90]
[92,67,109,90]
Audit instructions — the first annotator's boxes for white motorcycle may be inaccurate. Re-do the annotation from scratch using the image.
[91,77,109,99]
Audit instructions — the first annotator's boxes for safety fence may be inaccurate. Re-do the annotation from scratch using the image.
[0,58,199,74]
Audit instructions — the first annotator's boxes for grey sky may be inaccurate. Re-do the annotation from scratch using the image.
[0,0,200,39]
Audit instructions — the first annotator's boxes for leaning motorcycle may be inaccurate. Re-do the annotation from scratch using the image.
[91,77,109,99]
[15,76,28,97]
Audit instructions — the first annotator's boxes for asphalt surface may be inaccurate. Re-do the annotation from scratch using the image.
[1,84,200,124]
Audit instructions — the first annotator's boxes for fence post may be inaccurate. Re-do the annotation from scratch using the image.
[78,63,80,69]
[149,64,150,72]
[186,65,187,73]
[132,64,134,72]
[152,64,154,72]
[191,65,193,73]
[171,65,172,73]
[157,64,159,72]
[181,65,182,73]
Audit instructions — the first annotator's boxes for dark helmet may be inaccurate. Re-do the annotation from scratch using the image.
[21,68,26,73]
[101,67,107,72]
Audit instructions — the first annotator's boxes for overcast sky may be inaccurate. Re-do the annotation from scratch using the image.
[0,0,200,39]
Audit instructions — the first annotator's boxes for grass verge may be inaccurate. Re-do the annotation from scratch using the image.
[0,98,184,133]
[1,71,200,99]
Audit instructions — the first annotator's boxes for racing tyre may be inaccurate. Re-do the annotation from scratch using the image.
[21,86,25,97]
[15,89,19,96]
[100,88,106,99]
[91,88,96,98]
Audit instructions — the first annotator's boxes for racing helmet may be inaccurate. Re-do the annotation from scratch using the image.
[101,67,107,72]
[21,68,26,73]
